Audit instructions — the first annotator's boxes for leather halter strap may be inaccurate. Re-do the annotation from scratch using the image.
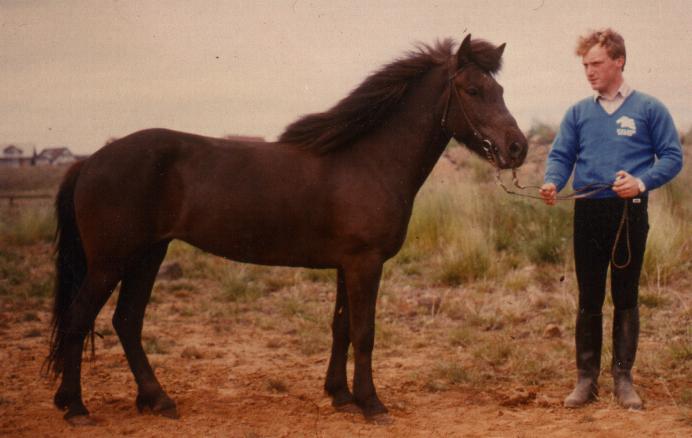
[440,63,499,167]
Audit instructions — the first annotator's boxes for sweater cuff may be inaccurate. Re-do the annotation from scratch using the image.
[636,177,646,194]
[544,178,564,192]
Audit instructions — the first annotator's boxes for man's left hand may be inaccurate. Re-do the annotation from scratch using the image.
[612,170,643,199]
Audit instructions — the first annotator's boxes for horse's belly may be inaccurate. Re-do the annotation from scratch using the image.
[179,223,338,269]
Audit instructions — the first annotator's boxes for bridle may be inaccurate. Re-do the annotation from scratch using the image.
[439,61,613,200]
[440,63,500,167]
[439,61,630,268]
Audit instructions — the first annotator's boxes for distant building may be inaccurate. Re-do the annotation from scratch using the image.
[0,144,36,167]
[0,144,82,167]
[35,147,77,166]
[3,145,23,157]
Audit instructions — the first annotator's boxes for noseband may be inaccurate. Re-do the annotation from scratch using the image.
[440,64,500,167]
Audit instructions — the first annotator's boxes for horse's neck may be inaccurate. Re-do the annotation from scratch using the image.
[348,66,451,199]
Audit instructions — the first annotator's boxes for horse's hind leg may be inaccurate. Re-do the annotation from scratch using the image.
[112,242,178,418]
[54,266,121,421]
[325,269,355,407]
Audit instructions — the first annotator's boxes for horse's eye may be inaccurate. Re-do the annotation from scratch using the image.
[466,88,479,96]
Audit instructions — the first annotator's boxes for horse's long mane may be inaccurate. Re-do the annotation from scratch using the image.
[279,37,503,154]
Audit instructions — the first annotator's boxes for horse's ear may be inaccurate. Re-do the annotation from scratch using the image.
[456,34,472,68]
[496,43,506,58]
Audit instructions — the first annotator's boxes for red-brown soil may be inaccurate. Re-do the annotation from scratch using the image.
[1,285,689,438]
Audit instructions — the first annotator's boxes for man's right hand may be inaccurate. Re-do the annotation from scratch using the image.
[540,183,557,206]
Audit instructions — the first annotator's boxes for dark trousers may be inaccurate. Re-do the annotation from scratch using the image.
[573,197,649,311]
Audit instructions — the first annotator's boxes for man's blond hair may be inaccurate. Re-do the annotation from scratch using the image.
[576,28,626,71]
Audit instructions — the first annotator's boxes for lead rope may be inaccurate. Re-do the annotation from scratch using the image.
[496,169,632,269]
[611,201,631,269]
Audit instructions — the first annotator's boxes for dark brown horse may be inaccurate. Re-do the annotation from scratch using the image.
[46,35,527,422]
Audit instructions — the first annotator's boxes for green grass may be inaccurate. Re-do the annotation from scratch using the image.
[0,204,55,245]
[301,269,336,284]
[639,289,669,308]
[448,327,475,347]
[473,338,514,365]
[434,361,472,385]
[143,337,173,355]
[424,361,475,392]
[279,295,316,320]
[0,243,53,302]
[396,162,574,289]
[667,339,692,362]
[398,150,690,291]
[641,180,691,287]
[680,388,692,407]
[0,249,27,293]
[220,270,263,303]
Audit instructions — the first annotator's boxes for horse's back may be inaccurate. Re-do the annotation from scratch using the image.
[72,128,337,264]
[71,127,409,267]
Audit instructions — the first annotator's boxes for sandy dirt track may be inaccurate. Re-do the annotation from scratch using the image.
[1,292,689,438]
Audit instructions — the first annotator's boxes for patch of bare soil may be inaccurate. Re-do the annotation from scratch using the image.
[1,281,688,438]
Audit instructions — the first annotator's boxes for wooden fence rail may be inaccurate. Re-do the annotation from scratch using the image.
[0,193,53,205]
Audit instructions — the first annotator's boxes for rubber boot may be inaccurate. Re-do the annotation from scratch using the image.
[564,309,602,408]
[612,307,643,410]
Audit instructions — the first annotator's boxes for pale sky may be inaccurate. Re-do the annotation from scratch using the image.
[1,0,691,154]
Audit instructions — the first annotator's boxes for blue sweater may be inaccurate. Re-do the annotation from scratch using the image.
[544,91,683,198]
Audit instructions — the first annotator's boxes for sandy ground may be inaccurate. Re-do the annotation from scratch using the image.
[1,293,689,438]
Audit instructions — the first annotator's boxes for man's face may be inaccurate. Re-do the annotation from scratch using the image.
[582,44,624,95]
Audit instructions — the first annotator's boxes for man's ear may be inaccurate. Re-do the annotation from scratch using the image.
[616,56,625,72]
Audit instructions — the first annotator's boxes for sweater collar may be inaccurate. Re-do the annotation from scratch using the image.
[593,82,633,102]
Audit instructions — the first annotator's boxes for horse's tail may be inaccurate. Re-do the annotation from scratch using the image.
[44,160,88,378]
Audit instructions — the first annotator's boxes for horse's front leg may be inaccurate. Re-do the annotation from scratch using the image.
[324,269,354,407]
[342,256,387,418]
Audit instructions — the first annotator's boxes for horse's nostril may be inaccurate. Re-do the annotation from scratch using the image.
[509,141,523,157]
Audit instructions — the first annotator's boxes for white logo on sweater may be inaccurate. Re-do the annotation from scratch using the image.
[616,116,636,137]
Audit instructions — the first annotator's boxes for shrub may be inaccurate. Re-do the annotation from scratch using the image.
[526,120,557,145]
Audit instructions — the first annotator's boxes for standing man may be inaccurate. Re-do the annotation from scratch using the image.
[540,29,683,409]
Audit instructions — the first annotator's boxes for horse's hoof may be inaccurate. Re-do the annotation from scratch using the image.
[65,412,96,427]
[66,415,97,427]
[63,402,89,419]
[136,393,179,419]
[155,405,180,419]
[54,390,75,410]
[54,397,68,411]
[334,402,360,414]
[330,390,355,408]
[357,396,388,419]
[366,412,394,425]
